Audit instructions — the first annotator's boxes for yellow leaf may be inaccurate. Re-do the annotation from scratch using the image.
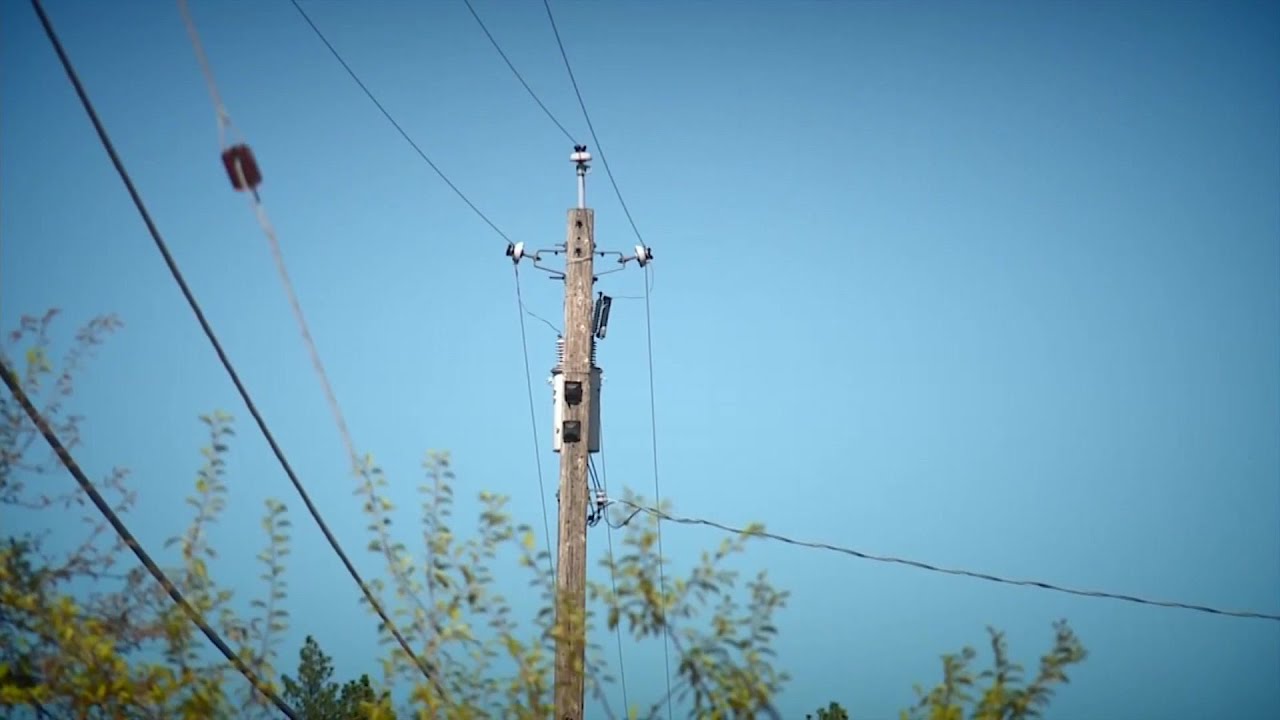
[26,347,49,372]
[521,530,536,551]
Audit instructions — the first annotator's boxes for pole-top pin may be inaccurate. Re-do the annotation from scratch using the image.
[571,145,591,209]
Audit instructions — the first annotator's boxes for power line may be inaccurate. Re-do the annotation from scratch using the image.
[594,425,631,717]
[179,0,359,475]
[281,0,561,640]
[286,0,512,245]
[461,0,578,144]
[177,0,361,476]
[611,499,1280,623]
[0,359,299,720]
[641,268,673,714]
[539,2,672,713]
[29,0,442,692]
[540,0,647,248]
[514,266,556,577]
[175,0,455,690]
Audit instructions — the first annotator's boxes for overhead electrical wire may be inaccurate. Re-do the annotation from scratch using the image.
[540,0,647,249]
[461,0,578,144]
[174,0,470,693]
[281,0,560,601]
[0,359,300,720]
[29,0,442,693]
[539,1,673,714]
[592,429,631,716]
[514,266,556,578]
[177,0,359,473]
[609,499,1280,623]
[286,0,513,245]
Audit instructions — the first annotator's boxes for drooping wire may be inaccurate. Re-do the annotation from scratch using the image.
[609,499,1280,623]
[540,3,672,713]
[30,0,442,693]
[593,424,631,716]
[177,0,361,471]
[286,0,512,245]
[515,265,556,578]
[280,0,560,623]
[0,359,300,719]
[175,0,454,685]
[461,0,578,144]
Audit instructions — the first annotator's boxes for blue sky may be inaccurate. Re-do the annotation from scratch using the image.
[3,0,1278,718]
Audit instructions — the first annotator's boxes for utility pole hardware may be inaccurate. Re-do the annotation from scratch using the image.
[505,145,653,720]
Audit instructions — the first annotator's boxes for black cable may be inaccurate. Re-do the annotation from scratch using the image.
[0,360,300,719]
[612,499,1280,623]
[541,0,647,248]
[286,0,511,245]
[27,0,443,692]
[462,0,578,144]
[514,266,556,577]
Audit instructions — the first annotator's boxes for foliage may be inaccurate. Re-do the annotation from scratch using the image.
[813,621,1088,720]
[0,309,1088,719]
[809,701,850,719]
[280,635,389,719]
[898,621,1088,720]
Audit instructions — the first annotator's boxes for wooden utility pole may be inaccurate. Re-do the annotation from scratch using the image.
[553,146,596,719]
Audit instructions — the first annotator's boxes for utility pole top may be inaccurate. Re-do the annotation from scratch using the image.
[571,144,591,209]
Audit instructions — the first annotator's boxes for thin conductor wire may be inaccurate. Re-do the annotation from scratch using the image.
[178,0,359,473]
[177,0,358,469]
[462,0,578,143]
[595,420,631,716]
[642,265,673,717]
[612,499,1280,623]
[287,0,513,245]
[0,358,299,720]
[245,167,360,472]
[276,0,561,633]
[176,0,238,148]
[514,265,556,577]
[175,0,461,693]
[32,0,442,692]
[540,0,647,249]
